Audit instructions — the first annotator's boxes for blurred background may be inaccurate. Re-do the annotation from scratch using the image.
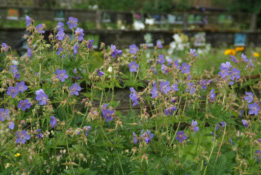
[0,0,260,52]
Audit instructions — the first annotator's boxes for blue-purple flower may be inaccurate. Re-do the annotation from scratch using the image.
[97,69,104,77]
[56,30,65,41]
[56,69,69,82]
[9,121,15,130]
[186,82,195,94]
[255,150,261,163]
[160,81,171,94]
[16,81,28,93]
[69,83,81,96]
[133,132,137,144]
[35,89,48,105]
[7,86,19,98]
[248,103,260,115]
[84,126,92,136]
[156,40,163,48]
[130,87,139,106]
[101,104,114,122]
[129,44,139,54]
[140,130,154,144]
[18,99,32,111]
[244,92,254,103]
[230,55,238,63]
[75,28,84,41]
[36,24,45,34]
[241,53,248,62]
[1,43,8,53]
[26,15,32,27]
[172,83,179,91]
[161,64,168,74]
[128,61,139,72]
[200,79,208,90]
[87,39,94,49]
[189,48,197,57]
[210,89,215,101]
[57,47,64,55]
[50,116,57,128]
[27,47,32,58]
[158,55,165,64]
[191,120,199,132]
[73,43,79,55]
[229,68,240,80]
[67,17,78,29]
[0,108,10,121]
[56,22,64,31]
[176,131,187,143]
[242,119,248,128]
[165,106,177,115]
[151,82,158,98]
[180,63,190,74]
[16,130,30,144]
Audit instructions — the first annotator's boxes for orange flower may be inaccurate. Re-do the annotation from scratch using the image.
[235,47,244,52]
[224,49,236,56]
[253,52,259,58]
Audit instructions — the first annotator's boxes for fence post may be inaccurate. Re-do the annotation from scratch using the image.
[183,12,188,30]
[250,13,257,32]
[96,10,101,30]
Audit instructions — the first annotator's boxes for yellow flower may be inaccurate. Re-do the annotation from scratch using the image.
[253,52,259,57]
[224,49,236,56]
[235,47,244,52]
[14,153,20,157]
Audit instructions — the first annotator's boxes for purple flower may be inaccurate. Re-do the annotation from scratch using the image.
[165,106,177,115]
[50,116,57,128]
[0,108,10,121]
[156,40,163,48]
[244,92,254,103]
[242,119,248,128]
[218,68,229,78]
[150,66,158,75]
[110,44,118,58]
[25,15,32,27]
[151,83,158,98]
[97,69,104,77]
[27,47,32,58]
[57,47,64,55]
[128,61,139,72]
[200,79,207,90]
[35,89,48,105]
[189,48,197,57]
[16,130,30,144]
[176,131,187,143]
[130,87,139,106]
[241,54,248,62]
[36,129,43,138]
[248,58,254,67]
[216,121,226,131]
[158,55,165,64]
[210,89,215,101]
[160,81,171,94]
[117,50,123,56]
[56,69,69,82]
[16,81,28,93]
[7,86,19,98]
[255,150,261,163]
[180,63,191,74]
[36,24,45,34]
[73,43,79,55]
[221,62,232,70]
[186,83,195,94]
[84,126,92,136]
[75,28,84,41]
[9,121,15,130]
[230,56,238,63]
[133,132,137,144]
[11,65,18,75]
[129,44,139,54]
[191,120,199,132]
[69,83,81,96]
[56,30,65,41]
[172,83,179,91]
[1,43,8,53]
[56,22,64,31]
[87,39,94,48]
[18,99,32,111]
[248,103,260,115]
[141,130,154,144]
[161,64,168,74]
[230,68,240,80]
[67,17,78,29]
[174,60,179,68]
[101,104,114,122]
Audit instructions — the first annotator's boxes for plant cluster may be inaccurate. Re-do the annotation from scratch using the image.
[0,16,261,174]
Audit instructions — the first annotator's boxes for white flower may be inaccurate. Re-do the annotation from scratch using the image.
[12,59,19,65]
[133,21,145,30]
[145,18,155,25]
